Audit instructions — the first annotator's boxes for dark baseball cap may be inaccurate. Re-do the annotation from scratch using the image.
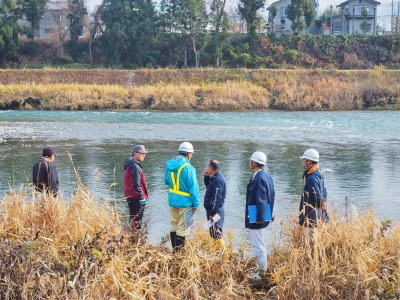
[132,145,148,154]
[42,146,57,157]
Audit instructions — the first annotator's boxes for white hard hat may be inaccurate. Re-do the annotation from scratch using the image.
[300,148,319,162]
[178,142,194,153]
[250,151,267,165]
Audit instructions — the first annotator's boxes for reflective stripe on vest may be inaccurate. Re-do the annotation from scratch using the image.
[169,162,191,197]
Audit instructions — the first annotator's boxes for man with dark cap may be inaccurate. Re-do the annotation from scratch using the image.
[123,145,149,229]
[33,146,59,197]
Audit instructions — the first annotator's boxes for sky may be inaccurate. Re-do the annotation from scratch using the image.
[85,0,399,30]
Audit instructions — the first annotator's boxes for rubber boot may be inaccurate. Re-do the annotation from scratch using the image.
[175,235,185,252]
[170,231,176,250]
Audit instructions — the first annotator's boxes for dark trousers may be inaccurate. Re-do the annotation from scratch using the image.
[206,207,224,240]
[127,198,145,229]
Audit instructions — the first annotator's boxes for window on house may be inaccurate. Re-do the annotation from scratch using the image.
[45,28,55,33]
[280,7,287,17]
[354,6,367,15]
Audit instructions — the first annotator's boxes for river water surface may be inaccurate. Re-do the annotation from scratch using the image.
[1,110,399,244]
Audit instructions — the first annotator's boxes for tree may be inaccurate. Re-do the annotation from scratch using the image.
[303,0,315,33]
[22,0,47,39]
[0,0,25,66]
[360,9,369,34]
[268,5,278,32]
[161,0,209,68]
[320,6,339,21]
[68,0,88,43]
[238,0,265,38]
[286,0,315,34]
[100,0,158,67]
[209,0,229,66]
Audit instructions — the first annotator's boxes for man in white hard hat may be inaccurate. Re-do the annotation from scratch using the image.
[164,142,200,251]
[299,148,328,232]
[245,151,275,280]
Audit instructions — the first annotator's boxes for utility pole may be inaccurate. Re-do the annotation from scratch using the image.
[330,5,333,34]
[392,0,394,33]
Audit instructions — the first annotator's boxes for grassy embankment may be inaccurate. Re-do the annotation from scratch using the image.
[0,68,399,111]
[1,172,399,299]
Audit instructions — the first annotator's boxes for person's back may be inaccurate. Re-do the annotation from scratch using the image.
[33,146,59,197]
[164,142,200,251]
[164,154,199,208]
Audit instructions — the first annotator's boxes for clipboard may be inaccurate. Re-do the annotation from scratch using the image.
[184,208,194,229]
[248,204,272,223]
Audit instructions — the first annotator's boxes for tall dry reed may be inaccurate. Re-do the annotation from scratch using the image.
[269,209,400,299]
[1,69,399,111]
[0,179,263,299]
[1,163,399,299]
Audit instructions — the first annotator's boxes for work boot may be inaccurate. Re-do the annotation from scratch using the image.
[175,235,185,252]
[170,231,176,249]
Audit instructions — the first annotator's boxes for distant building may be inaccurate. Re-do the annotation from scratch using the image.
[20,1,71,39]
[267,0,319,34]
[336,0,380,34]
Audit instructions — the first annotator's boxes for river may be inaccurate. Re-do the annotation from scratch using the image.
[1,110,399,244]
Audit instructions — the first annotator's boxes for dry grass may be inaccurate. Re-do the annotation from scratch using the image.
[1,176,399,299]
[0,69,399,111]
[269,210,400,299]
[0,177,263,299]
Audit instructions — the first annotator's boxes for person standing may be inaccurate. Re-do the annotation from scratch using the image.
[33,146,59,197]
[123,145,149,229]
[164,142,200,251]
[245,151,275,280]
[299,148,328,232]
[203,160,226,246]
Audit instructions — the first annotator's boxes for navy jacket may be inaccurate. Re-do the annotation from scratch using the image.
[123,157,148,200]
[203,172,226,216]
[299,167,328,227]
[245,170,275,230]
[33,157,59,196]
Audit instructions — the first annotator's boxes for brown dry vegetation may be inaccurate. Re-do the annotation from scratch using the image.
[1,176,399,299]
[269,212,400,299]
[0,68,399,111]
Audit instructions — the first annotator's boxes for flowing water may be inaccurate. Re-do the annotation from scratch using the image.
[1,110,400,244]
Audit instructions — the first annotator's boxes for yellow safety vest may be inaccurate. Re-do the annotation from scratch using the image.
[169,162,191,197]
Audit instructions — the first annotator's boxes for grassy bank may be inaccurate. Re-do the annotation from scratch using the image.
[0,68,399,111]
[1,181,399,299]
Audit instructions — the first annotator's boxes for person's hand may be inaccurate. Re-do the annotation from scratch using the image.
[203,169,209,176]
[256,220,263,224]
[321,200,327,210]
[139,198,147,205]
[192,208,198,213]
[209,215,214,222]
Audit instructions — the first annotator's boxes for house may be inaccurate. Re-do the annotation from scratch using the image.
[336,0,380,34]
[20,1,71,39]
[267,0,319,34]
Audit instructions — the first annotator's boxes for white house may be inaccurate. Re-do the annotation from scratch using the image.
[267,0,319,34]
[20,1,70,39]
[336,0,380,34]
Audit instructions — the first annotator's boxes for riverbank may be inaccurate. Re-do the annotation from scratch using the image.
[1,182,399,299]
[0,68,399,111]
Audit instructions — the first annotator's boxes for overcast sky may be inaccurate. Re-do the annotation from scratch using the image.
[85,0,398,30]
